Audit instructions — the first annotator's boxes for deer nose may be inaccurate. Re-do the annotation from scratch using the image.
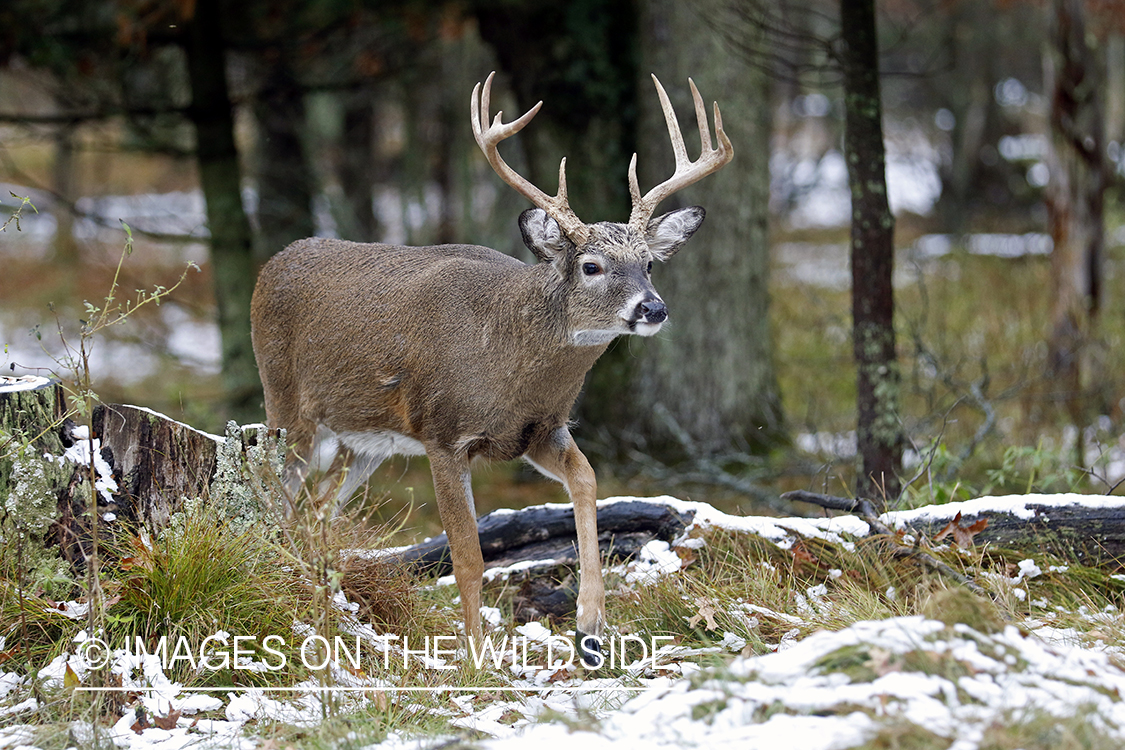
[637,298,667,323]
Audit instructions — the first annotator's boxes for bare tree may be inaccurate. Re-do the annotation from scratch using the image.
[631,0,785,462]
[1043,0,1106,427]
[184,0,261,423]
[840,0,902,506]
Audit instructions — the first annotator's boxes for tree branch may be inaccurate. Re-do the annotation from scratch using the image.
[782,489,991,597]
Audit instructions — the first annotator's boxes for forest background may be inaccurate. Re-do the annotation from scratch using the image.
[2,0,1124,527]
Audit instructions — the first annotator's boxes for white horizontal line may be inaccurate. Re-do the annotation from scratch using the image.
[75,685,657,693]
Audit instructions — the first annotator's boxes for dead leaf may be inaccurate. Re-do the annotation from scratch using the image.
[131,706,149,734]
[368,690,388,712]
[933,512,988,548]
[546,667,573,683]
[791,541,820,566]
[63,663,81,689]
[674,545,697,568]
[688,597,719,630]
[152,709,181,730]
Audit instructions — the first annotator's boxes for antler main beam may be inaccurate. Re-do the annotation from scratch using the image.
[628,75,734,232]
[471,72,591,245]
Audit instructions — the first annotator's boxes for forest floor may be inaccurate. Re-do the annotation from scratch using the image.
[4,490,1125,750]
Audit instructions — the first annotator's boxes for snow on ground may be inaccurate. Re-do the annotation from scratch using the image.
[473,617,1125,750]
[5,493,1125,750]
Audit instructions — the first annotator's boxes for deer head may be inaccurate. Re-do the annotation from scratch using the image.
[471,71,733,346]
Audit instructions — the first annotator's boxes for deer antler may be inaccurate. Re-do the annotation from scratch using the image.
[628,75,734,232]
[471,72,592,246]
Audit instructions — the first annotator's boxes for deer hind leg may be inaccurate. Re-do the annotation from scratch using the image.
[427,447,484,650]
[525,427,605,667]
[323,445,386,514]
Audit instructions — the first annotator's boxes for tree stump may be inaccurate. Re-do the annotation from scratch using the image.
[1,377,281,593]
[90,404,222,536]
[0,376,68,498]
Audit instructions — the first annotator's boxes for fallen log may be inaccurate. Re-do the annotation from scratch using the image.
[785,490,1125,566]
[391,499,696,575]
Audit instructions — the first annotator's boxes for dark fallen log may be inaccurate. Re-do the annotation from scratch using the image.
[784,489,1125,567]
[883,495,1125,566]
[391,499,696,575]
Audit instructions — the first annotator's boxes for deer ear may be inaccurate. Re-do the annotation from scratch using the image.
[646,206,705,261]
[519,208,574,263]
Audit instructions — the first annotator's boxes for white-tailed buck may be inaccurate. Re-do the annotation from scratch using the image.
[251,71,732,664]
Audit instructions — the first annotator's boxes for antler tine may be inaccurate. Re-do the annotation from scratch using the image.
[652,74,689,170]
[628,75,734,232]
[689,78,713,153]
[471,72,590,245]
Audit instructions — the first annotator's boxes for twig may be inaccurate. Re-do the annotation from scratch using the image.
[631,403,792,514]
[782,489,992,598]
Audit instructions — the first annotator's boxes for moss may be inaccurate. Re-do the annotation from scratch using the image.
[813,644,879,683]
[202,421,285,535]
[1,435,77,598]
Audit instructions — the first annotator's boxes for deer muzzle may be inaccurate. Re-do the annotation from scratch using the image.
[637,297,668,324]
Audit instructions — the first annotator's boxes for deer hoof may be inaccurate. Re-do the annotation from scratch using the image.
[576,630,603,668]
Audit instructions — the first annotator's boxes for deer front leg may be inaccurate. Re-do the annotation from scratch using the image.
[427,448,485,650]
[525,428,605,667]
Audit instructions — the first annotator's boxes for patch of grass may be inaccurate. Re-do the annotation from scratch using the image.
[854,720,950,750]
[978,704,1121,750]
[918,586,1005,634]
[0,586,82,674]
[104,498,313,687]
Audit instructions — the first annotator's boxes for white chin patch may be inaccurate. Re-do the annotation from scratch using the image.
[634,320,663,337]
[572,329,620,346]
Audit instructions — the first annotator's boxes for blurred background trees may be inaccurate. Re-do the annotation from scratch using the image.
[2,0,1125,509]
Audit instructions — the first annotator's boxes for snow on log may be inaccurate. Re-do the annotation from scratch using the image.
[882,494,1125,564]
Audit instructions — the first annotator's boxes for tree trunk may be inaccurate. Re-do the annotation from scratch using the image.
[630,0,785,462]
[183,0,262,425]
[252,53,316,261]
[935,3,1001,233]
[840,0,902,507]
[337,94,381,242]
[473,1,636,226]
[50,123,79,264]
[1044,0,1106,423]
[472,0,641,453]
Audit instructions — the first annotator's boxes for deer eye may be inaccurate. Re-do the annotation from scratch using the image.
[647,261,653,274]
[582,262,602,276]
